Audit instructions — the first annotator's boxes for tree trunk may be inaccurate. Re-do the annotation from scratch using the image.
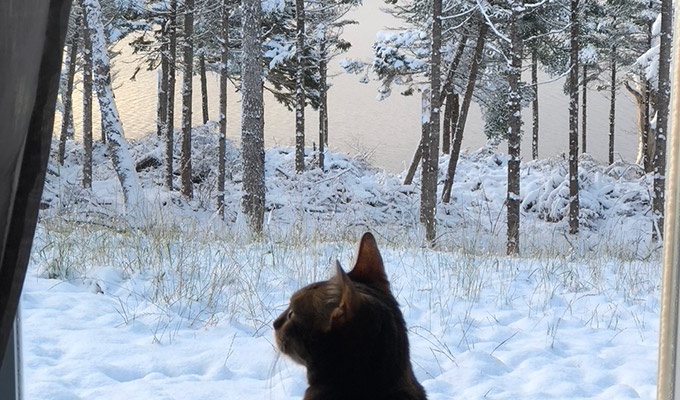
[652,0,672,239]
[318,37,328,170]
[532,48,539,160]
[422,0,442,243]
[442,21,487,203]
[568,0,580,235]
[442,93,452,154]
[165,0,177,190]
[200,53,209,124]
[419,89,430,225]
[643,13,653,173]
[82,0,143,209]
[157,24,169,138]
[59,14,80,166]
[218,2,229,219]
[506,1,523,255]
[608,49,616,165]
[440,36,466,156]
[241,0,265,234]
[404,140,423,185]
[180,0,194,199]
[439,36,467,103]
[82,11,93,188]
[581,65,587,154]
[294,0,306,173]
[643,79,652,172]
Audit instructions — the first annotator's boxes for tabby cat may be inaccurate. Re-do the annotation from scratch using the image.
[273,232,427,400]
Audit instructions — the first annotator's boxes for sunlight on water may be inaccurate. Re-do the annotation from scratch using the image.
[57,3,639,173]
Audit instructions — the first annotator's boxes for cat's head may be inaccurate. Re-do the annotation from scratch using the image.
[273,232,391,366]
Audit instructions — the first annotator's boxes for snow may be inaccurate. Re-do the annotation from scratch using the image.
[23,128,661,399]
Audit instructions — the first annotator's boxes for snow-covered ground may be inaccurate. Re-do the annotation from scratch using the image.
[22,127,661,399]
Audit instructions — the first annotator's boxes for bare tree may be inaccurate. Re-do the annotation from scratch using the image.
[180,0,194,199]
[241,0,266,233]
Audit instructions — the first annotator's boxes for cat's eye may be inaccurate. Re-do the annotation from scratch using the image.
[287,309,294,320]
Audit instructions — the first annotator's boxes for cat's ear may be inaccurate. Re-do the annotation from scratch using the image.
[348,232,390,293]
[328,261,358,331]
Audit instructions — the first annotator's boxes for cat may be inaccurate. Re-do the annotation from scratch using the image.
[273,232,427,400]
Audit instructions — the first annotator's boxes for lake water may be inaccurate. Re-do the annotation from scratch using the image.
[64,2,639,173]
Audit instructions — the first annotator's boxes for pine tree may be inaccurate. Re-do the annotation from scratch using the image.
[294,0,307,173]
[82,0,143,210]
[652,0,672,238]
[422,0,442,243]
[568,0,580,235]
[506,0,524,255]
[218,1,230,219]
[241,0,266,234]
[180,0,194,199]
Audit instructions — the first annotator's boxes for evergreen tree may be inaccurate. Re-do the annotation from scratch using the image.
[241,0,266,234]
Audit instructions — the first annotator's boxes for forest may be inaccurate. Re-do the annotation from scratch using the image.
[19,0,676,398]
[54,0,672,253]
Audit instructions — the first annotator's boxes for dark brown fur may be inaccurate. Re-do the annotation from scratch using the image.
[274,233,427,400]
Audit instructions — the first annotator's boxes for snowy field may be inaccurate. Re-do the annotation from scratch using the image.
[22,126,661,399]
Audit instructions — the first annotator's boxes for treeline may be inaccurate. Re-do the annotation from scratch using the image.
[56,0,359,230]
[56,0,672,250]
[344,0,671,249]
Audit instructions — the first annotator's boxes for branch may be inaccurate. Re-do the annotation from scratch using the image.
[475,0,510,44]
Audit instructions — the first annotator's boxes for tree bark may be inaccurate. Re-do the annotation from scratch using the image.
[318,37,328,170]
[581,65,587,154]
[422,0,442,243]
[59,14,80,166]
[643,79,652,172]
[439,36,467,103]
[442,93,453,154]
[165,0,177,190]
[532,48,539,160]
[82,10,93,188]
[82,0,143,209]
[442,21,487,203]
[404,140,423,185]
[608,49,616,165]
[652,0,672,239]
[218,2,229,219]
[200,53,209,124]
[157,21,169,138]
[506,1,523,255]
[419,89,430,225]
[241,0,265,234]
[180,0,194,199]
[294,0,306,173]
[568,0,580,235]
[440,37,466,156]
